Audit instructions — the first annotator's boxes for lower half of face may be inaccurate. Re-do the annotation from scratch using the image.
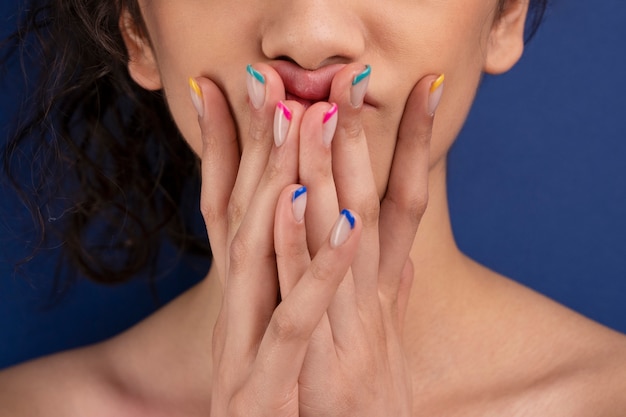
[136,0,502,196]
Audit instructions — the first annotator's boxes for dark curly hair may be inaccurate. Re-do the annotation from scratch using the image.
[1,0,548,286]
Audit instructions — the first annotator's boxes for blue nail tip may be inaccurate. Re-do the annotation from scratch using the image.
[340,209,356,229]
[292,186,307,202]
[246,64,266,84]
[352,65,371,86]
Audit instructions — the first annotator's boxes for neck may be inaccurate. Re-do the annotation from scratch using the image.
[403,158,478,336]
[409,157,467,282]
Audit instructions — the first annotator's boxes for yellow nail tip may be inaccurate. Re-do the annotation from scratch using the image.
[430,74,445,93]
[188,77,202,98]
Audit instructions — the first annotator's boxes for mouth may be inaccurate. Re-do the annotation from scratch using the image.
[270,61,344,108]
[284,92,329,109]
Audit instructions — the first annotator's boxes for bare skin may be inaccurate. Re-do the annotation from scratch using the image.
[1,156,625,416]
[1,0,626,415]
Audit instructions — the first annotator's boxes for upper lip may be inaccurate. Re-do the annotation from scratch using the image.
[268,61,346,101]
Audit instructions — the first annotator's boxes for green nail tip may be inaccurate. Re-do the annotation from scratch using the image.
[352,65,371,86]
[246,64,266,84]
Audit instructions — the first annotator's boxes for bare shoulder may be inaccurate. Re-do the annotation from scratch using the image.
[0,345,143,417]
[477,263,626,415]
[0,277,218,417]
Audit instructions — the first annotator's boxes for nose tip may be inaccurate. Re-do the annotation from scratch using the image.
[261,4,365,70]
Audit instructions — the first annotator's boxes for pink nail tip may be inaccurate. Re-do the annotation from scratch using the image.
[277,101,292,121]
[323,103,338,124]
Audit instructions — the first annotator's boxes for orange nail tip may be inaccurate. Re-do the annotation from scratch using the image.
[430,74,445,93]
[188,77,202,98]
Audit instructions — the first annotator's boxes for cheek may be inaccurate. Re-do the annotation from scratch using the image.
[364,4,493,194]
[140,2,257,156]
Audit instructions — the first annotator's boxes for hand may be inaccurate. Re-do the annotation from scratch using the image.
[193,67,363,416]
[190,64,440,416]
[276,65,438,416]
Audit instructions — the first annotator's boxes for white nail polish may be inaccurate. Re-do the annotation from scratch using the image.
[330,209,355,248]
[428,74,445,116]
[246,65,266,110]
[292,187,307,223]
[322,104,338,148]
[274,101,292,147]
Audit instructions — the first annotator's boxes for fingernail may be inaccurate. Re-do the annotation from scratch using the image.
[292,186,307,223]
[246,64,266,110]
[274,101,292,147]
[330,209,356,248]
[322,103,338,148]
[351,65,371,108]
[428,74,445,116]
[189,77,204,118]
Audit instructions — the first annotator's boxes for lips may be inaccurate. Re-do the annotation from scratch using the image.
[269,61,346,106]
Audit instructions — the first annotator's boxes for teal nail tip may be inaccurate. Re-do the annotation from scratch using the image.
[352,65,371,86]
[340,209,356,229]
[292,186,307,202]
[246,64,266,84]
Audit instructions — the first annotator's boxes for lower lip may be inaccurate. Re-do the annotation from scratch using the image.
[286,92,323,109]
[285,93,375,111]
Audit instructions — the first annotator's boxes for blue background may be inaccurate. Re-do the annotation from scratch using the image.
[1,0,625,368]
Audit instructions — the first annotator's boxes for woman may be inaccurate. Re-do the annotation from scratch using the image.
[1,0,625,415]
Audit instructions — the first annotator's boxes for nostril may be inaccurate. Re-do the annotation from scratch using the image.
[272,55,348,72]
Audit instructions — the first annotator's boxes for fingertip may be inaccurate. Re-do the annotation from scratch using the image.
[428,74,445,116]
[188,76,204,118]
[330,208,360,248]
[292,185,308,223]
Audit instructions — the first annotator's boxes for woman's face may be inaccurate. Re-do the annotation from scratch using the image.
[124,0,527,196]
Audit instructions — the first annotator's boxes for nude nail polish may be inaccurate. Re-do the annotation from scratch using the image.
[274,101,292,147]
[292,186,307,223]
[246,64,266,110]
[428,74,445,116]
[351,65,371,108]
[322,103,338,147]
[188,77,204,118]
[330,209,356,248]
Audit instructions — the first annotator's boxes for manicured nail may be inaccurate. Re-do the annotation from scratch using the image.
[274,101,292,147]
[428,74,445,116]
[292,186,307,223]
[351,65,371,108]
[330,209,356,248]
[189,77,204,118]
[322,103,338,147]
[246,64,266,110]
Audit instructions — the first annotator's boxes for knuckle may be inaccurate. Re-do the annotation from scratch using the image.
[263,158,281,182]
[270,307,303,342]
[227,199,245,227]
[385,188,429,228]
[358,195,381,228]
[276,239,308,259]
[405,191,429,224]
[308,260,333,284]
[415,130,432,147]
[200,197,221,227]
[247,117,270,142]
[228,232,250,274]
[339,117,363,140]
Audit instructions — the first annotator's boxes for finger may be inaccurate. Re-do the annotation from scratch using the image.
[252,209,362,400]
[378,74,442,303]
[223,100,305,355]
[274,184,310,299]
[227,63,286,250]
[395,259,414,337]
[299,101,364,351]
[192,76,239,285]
[298,101,340,255]
[328,64,381,306]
